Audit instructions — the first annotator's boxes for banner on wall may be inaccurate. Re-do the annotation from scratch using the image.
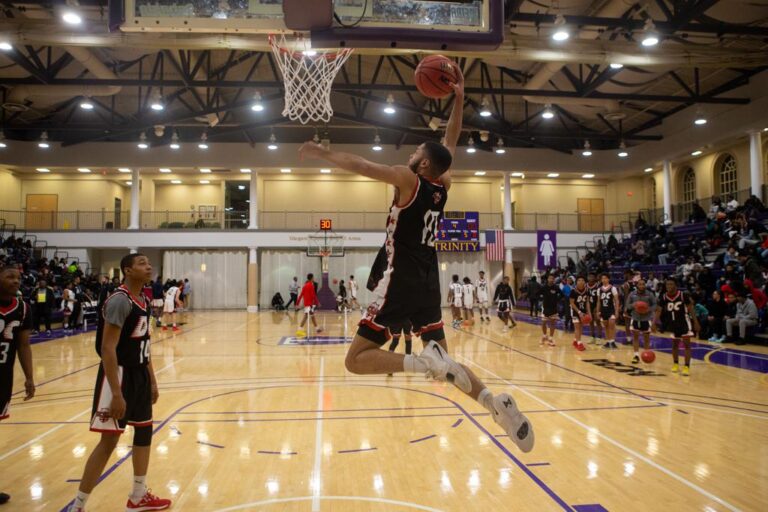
[435,211,480,252]
[536,230,557,269]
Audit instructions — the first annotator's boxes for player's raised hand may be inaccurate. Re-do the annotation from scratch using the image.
[299,141,326,161]
[449,64,465,96]
[24,379,35,401]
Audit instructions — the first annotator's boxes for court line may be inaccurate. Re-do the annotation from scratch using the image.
[214,495,444,512]
[311,356,324,512]
[458,355,744,512]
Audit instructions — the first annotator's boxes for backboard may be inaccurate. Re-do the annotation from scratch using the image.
[307,231,345,258]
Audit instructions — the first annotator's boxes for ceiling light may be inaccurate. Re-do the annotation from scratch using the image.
[198,133,209,150]
[149,90,164,111]
[137,132,149,149]
[582,173,595,179]
[61,11,82,25]
[691,150,702,156]
[280,168,292,173]
[541,104,555,120]
[118,168,131,173]
[582,140,592,157]
[372,134,383,152]
[38,131,50,149]
[495,138,506,154]
[617,141,628,158]
[474,171,486,176]
[302,49,317,57]
[77,168,91,173]
[479,97,492,117]
[0,134,6,148]
[80,98,94,110]
[609,63,624,70]
[552,14,569,41]
[238,185,246,190]
[640,19,660,47]
[251,91,264,112]
[0,42,12,51]
[159,168,171,173]
[383,94,396,115]
[171,179,182,184]
[694,110,707,126]
[126,181,132,185]
[320,169,332,174]
[466,136,477,154]
[511,172,524,177]
[36,168,50,173]
[170,131,180,150]
[200,168,211,173]
[547,173,560,178]
[199,180,210,184]
[240,168,252,173]
[644,167,653,173]
[267,133,278,150]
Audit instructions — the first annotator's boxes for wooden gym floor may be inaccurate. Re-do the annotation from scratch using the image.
[1,309,767,511]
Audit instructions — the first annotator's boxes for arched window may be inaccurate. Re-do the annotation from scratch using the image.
[718,154,738,196]
[682,168,696,203]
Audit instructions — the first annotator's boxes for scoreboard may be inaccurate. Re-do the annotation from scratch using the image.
[436,211,480,252]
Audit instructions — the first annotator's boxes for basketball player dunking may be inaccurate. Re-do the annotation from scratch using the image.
[299,70,534,452]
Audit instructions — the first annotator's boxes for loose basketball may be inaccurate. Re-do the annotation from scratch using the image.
[634,301,649,314]
[581,314,592,324]
[641,350,656,363]
[332,279,338,285]
[415,55,459,99]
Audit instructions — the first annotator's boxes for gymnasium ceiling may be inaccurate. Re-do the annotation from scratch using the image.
[0,0,767,158]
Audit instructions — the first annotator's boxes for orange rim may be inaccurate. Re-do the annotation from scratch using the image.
[269,34,352,61]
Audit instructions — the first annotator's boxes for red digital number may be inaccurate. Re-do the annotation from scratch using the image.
[320,219,332,231]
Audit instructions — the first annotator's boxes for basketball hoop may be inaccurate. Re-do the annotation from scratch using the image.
[269,33,353,124]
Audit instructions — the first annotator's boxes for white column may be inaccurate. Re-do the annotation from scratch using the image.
[749,130,764,198]
[248,170,258,230]
[502,171,512,230]
[247,246,259,313]
[129,168,140,230]
[662,160,672,224]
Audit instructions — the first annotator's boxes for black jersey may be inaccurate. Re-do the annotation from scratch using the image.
[494,283,514,303]
[368,175,447,296]
[539,284,564,315]
[659,291,692,326]
[570,287,590,315]
[95,286,151,367]
[587,283,599,307]
[0,298,32,382]
[598,285,618,314]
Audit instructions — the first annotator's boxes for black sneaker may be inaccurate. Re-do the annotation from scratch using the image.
[632,355,640,364]
[603,342,612,349]
[0,492,9,504]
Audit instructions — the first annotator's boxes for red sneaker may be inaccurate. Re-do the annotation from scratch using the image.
[575,341,586,352]
[126,489,171,511]
[161,326,168,331]
[172,326,180,332]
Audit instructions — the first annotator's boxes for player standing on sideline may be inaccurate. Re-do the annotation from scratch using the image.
[68,254,171,512]
[161,279,182,332]
[587,272,602,343]
[0,264,35,506]
[493,276,516,330]
[626,278,657,364]
[476,271,490,322]
[296,273,322,337]
[538,274,562,347]
[461,276,476,326]
[597,273,620,349]
[348,275,361,311]
[656,277,698,376]
[299,69,534,452]
[286,276,300,309]
[569,275,590,351]
[448,274,463,328]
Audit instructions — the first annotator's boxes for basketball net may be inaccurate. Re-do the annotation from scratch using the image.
[269,34,353,124]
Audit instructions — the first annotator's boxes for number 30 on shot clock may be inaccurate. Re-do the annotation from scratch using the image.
[320,219,332,231]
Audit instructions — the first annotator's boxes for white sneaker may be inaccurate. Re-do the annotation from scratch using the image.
[491,393,535,453]
[418,341,472,393]
[67,504,85,512]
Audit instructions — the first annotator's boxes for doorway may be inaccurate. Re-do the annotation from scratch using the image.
[26,194,58,230]
[577,198,604,232]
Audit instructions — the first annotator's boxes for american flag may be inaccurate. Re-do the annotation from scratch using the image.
[485,230,505,261]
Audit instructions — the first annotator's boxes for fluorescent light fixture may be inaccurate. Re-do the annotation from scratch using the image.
[238,185,246,190]
[240,168,252,173]
[62,11,82,25]
[644,167,653,173]
[511,172,524,177]
[547,173,560,178]
[36,168,50,173]
[199,180,210,184]
[77,168,91,173]
[0,42,12,51]
[80,99,94,110]
[118,168,131,173]
[159,168,172,173]
[198,142,209,150]
[694,117,707,126]
[582,173,595,178]
[320,169,332,174]
[691,150,702,156]
[126,181,132,185]
[171,180,182,184]
[280,168,292,173]
[200,168,211,173]
[609,63,624,69]
[474,171,486,176]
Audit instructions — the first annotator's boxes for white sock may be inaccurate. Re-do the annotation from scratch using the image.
[130,475,147,501]
[478,388,494,413]
[73,491,89,508]
[403,354,428,373]
[634,351,640,357]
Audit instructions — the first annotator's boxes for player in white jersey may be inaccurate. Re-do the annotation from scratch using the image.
[162,280,182,332]
[476,271,490,322]
[447,274,463,328]
[461,277,476,326]
[348,275,361,311]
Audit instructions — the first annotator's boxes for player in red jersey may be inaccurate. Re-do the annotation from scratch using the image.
[296,273,322,337]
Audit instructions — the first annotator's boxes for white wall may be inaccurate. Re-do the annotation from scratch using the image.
[163,250,247,309]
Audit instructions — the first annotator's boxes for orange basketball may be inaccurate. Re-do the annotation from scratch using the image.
[641,350,656,363]
[415,55,459,99]
[634,301,649,314]
[581,314,592,324]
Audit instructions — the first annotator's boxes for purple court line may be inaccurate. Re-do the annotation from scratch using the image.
[451,418,463,428]
[338,447,377,454]
[526,463,551,467]
[197,441,224,449]
[409,434,437,444]
[257,450,297,456]
[573,505,609,512]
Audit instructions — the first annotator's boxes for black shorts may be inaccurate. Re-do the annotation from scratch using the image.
[0,369,11,420]
[631,319,651,332]
[90,364,153,434]
[600,309,616,321]
[358,285,444,345]
[671,319,694,339]
[497,300,511,313]
[543,307,559,318]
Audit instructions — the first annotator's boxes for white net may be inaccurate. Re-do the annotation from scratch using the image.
[269,34,353,124]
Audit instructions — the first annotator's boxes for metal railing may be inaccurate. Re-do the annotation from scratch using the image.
[670,187,758,224]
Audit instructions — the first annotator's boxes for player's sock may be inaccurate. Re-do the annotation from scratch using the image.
[478,388,494,412]
[129,475,147,502]
[73,491,89,508]
[403,354,428,373]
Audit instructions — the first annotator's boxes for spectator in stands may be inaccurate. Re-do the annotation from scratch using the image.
[726,194,739,213]
[740,250,764,288]
[527,276,541,317]
[689,201,707,223]
[31,279,55,335]
[708,196,724,219]
[706,290,727,342]
[744,278,767,311]
[723,246,739,267]
[744,194,766,216]
[697,266,716,296]
[726,290,758,345]
[631,239,646,262]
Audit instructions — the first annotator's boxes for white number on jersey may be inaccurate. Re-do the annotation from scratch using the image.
[0,319,20,364]
[139,339,151,364]
[421,210,440,247]
[131,316,149,338]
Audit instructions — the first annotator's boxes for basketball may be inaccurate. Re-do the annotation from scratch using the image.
[634,301,649,314]
[581,314,592,324]
[641,350,656,363]
[332,279,338,285]
[415,55,459,99]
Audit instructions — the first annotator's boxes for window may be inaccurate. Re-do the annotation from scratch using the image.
[718,154,738,196]
[682,168,696,203]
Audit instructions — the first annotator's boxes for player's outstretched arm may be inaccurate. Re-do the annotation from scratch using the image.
[440,67,464,191]
[299,142,415,190]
